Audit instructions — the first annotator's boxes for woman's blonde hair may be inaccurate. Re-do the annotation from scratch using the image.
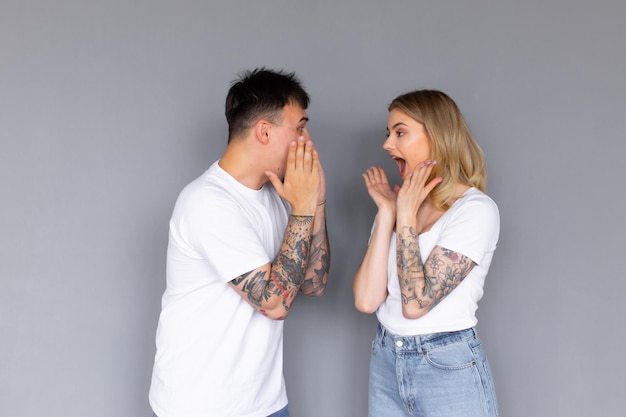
[389,90,487,211]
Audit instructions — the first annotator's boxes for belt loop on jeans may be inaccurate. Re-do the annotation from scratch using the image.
[415,334,423,354]
[376,323,385,342]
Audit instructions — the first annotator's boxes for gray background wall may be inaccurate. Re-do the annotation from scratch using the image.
[1,0,625,416]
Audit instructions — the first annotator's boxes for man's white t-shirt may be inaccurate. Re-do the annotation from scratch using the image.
[149,161,290,417]
[376,187,500,336]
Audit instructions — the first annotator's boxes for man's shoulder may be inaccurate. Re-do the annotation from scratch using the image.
[178,162,228,195]
[172,165,237,213]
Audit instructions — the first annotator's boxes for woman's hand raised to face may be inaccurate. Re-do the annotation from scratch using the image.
[363,166,399,217]
[396,160,442,221]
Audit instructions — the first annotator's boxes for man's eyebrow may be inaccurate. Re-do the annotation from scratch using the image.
[299,116,309,123]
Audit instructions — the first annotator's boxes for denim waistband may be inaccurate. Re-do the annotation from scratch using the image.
[376,323,477,354]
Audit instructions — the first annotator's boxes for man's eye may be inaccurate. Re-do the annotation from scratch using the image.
[298,126,305,133]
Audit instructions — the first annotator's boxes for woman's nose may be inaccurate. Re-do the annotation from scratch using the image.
[382,136,393,151]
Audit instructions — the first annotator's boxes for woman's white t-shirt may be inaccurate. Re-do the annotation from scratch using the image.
[376,187,500,336]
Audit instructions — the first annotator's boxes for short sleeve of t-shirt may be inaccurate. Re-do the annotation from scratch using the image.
[436,194,500,265]
[173,186,272,284]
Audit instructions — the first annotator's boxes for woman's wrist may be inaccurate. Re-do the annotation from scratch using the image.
[395,212,416,225]
[375,209,396,227]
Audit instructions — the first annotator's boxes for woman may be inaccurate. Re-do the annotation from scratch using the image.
[353,90,499,417]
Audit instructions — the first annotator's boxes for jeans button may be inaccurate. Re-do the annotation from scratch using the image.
[396,340,403,347]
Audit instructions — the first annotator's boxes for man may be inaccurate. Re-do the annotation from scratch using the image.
[149,68,330,417]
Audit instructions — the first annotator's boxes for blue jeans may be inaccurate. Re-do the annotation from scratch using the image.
[268,405,290,417]
[369,324,498,417]
[152,405,289,417]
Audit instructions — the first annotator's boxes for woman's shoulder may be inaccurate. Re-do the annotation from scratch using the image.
[461,187,498,208]
[449,187,499,223]
[440,188,500,248]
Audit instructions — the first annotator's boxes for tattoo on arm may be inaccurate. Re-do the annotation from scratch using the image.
[232,270,272,308]
[300,223,330,295]
[397,226,475,313]
[232,214,314,316]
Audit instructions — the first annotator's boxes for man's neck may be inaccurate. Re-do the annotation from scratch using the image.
[219,143,267,190]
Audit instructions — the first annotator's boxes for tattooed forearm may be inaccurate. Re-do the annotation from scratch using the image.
[270,214,314,308]
[232,270,273,307]
[291,215,314,225]
[300,213,330,296]
[397,226,426,307]
[300,230,330,295]
[397,226,475,316]
[233,214,314,317]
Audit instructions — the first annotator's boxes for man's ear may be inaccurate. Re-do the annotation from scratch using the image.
[255,120,271,144]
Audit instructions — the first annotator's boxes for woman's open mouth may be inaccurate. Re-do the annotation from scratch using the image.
[392,156,406,178]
